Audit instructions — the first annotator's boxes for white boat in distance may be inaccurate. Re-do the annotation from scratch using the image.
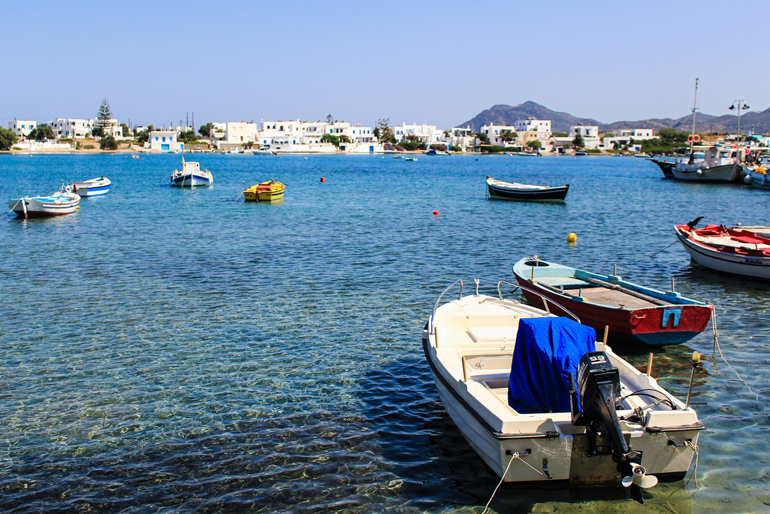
[252,148,275,155]
[68,176,111,197]
[423,279,702,502]
[8,189,81,218]
[170,158,213,187]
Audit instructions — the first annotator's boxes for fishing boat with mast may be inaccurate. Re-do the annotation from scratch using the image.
[672,79,743,183]
[170,157,213,187]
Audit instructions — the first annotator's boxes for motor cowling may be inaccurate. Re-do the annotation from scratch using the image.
[570,352,655,503]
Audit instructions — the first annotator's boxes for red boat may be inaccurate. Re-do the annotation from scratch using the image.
[513,257,713,346]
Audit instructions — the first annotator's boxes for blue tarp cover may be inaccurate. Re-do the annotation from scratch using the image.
[508,317,596,414]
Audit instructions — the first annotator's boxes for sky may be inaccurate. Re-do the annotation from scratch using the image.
[2,0,768,130]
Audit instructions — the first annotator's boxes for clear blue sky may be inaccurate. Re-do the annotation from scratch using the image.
[2,0,768,129]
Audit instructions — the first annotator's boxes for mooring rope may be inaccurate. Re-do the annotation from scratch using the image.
[0,207,16,220]
[665,441,700,514]
[481,452,544,514]
[710,306,760,404]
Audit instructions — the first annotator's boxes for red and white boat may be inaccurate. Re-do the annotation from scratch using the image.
[674,223,770,280]
[512,257,713,345]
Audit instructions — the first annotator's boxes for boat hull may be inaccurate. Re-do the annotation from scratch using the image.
[650,158,675,178]
[675,227,770,280]
[422,308,701,486]
[512,259,712,346]
[671,163,743,183]
[8,194,80,217]
[72,178,111,197]
[487,180,569,202]
[750,172,770,189]
[244,181,285,202]
[171,175,212,187]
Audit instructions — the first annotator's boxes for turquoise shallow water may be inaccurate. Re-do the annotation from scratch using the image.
[0,153,768,513]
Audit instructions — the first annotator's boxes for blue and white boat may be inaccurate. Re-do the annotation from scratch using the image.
[170,158,213,187]
[8,189,80,218]
[69,176,111,197]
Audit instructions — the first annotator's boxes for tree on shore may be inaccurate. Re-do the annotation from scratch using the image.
[321,133,340,147]
[121,123,131,138]
[93,98,112,137]
[326,114,334,124]
[179,130,198,142]
[198,123,214,137]
[475,132,489,144]
[377,118,395,144]
[572,132,585,149]
[28,124,55,141]
[99,135,118,150]
[0,127,18,150]
[500,129,517,144]
[526,140,542,151]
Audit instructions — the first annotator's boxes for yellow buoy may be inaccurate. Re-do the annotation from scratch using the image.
[76,206,80,210]
[567,233,577,243]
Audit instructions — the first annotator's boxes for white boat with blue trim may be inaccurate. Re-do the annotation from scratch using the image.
[68,176,111,197]
[423,279,702,503]
[170,158,213,187]
[8,189,81,218]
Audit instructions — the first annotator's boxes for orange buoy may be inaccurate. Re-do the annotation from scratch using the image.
[433,210,439,216]
[320,177,325,182]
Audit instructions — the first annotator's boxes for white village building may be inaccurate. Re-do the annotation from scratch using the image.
[8,120,37,139]
[392,123,443,145]
[49,118,95,139]
[148,130,184,152]
[601,129,655,150]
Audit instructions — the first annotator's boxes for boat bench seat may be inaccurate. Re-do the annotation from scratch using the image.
[535,276,592,288]
[468,326,518,343]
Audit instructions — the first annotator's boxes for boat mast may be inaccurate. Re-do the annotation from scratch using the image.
[689,78,699,154]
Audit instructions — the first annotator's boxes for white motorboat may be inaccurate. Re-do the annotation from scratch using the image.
[252,148,275,155]
[672,146,744,182]
[8,189,81,218]
[674,222,770,279]
[170,158,213,187]
[423,279,702,502]
[68,176,111,197]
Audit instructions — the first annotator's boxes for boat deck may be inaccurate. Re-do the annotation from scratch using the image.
[534,277,659,309]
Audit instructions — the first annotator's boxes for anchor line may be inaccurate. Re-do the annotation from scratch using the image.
[481,452,544,514]
[0,206,16,220]
[665,441,700,514]
[710,306,761,405]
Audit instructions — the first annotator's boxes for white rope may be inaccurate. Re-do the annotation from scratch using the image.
[481,452,544,514]
[0,207,16,220]
[710,306,761,404]
[664,441,700,514]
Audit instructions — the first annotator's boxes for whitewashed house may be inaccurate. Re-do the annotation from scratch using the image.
[148,130,183,152]
[8,120,37,139]
[393,123,443,145]
[601,129,655,150]
[49,118,95,139]
[480,123,520,146]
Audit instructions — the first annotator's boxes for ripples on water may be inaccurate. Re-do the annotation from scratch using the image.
[0,154,769,512]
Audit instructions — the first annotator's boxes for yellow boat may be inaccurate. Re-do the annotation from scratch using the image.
[244,180,285,202]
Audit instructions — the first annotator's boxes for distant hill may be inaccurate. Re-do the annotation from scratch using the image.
[459,101,770,134]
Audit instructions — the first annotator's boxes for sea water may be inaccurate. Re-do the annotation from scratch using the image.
[0,153,768,513]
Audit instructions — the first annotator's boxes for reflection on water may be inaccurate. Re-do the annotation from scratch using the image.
[0,154,768,512]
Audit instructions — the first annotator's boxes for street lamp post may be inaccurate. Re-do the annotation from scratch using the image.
[729,100,750,139]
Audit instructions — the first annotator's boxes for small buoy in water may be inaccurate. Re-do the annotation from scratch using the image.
[433,210,439,216]
[567,233,577,243]
[141,158,144,161]
[320,177,325,183]
[76,205,80,210]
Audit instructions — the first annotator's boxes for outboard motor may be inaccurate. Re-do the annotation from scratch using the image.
[570,352,658,504]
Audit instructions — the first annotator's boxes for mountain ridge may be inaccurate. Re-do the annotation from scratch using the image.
[459,101,770,134]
